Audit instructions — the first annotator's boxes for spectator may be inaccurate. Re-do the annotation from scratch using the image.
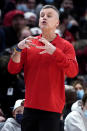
[72,79,85,100]
[59,0,74,15]
[63,85,77,119]
[0,10,25,52]
[25,0,36,13]
[75,40,87,75]
[56,11,75,43]
[0,55,25,118]
[24,12,37,28]
[64,91,87,131]
[67,19,80,41]
[1,99,24,131]
[16,0,28,12]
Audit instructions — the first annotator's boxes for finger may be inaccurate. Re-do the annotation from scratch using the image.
[39,50,47,54]
[23,36,38,43]
[39,39,45,43]
[36,46,46,49]
[27,43,36,47]
[40,37,48,41]
[25,40,32,44]
[40,37,45,40]
[25,40,36,48]
[27,36,38,40]
[24,44,30,49]
[39,39,49,45]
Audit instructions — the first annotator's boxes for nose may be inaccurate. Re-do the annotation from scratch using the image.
[43,15,47,20]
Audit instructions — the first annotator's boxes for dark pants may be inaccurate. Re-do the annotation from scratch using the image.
[21,108,61,131]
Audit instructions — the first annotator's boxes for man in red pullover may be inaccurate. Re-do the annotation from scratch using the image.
[8,5,78,131]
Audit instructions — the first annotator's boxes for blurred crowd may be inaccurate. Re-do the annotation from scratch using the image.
[0,0,87,130]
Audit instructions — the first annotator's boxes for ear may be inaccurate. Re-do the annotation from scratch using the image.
[56,20,59,28]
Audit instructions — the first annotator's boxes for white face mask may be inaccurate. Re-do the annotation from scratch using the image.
[84,110,87,119]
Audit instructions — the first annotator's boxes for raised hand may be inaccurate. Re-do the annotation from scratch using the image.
[17,36,37,49]
[36,37,56,55]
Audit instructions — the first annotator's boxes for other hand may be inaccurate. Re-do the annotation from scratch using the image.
[36,37,56,55]
[17,36,37,49]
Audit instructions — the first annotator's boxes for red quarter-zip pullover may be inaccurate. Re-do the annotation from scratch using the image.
[8,34,78,113]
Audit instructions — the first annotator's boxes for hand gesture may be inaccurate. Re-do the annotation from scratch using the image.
[17,36,37,49]
[36,37,56,55]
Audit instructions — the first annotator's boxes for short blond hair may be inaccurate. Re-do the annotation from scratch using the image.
[41,5,59,20]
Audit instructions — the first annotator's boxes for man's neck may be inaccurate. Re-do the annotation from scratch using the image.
[42,30,57,42]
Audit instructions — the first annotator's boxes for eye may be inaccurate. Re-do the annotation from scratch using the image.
[47,15,52,18]
[40,13,45,17]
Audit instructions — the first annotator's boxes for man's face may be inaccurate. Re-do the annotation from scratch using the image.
[13,106,24,119]
[12,15,25,30]
[26,16,36,28]
[27,0,36,9]
[74,83,83,91]
[62,0,73,10]
[39,8,59,30]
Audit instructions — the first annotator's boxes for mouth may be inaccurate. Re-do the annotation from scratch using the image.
[42,21,47,24]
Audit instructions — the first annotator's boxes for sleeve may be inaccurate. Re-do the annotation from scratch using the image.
[64,112,84,131]
[52,42,78,78]
[1,123,14,131]
[8,48,26,74]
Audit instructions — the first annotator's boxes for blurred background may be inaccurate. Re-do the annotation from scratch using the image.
[0,0,87,122]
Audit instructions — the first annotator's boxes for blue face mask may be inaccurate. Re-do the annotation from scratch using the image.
[84,110,87,119]
[16,114,23,124]
[76,90,84,100]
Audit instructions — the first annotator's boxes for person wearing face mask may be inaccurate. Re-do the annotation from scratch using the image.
[64,91,87,131]
[1,99,24,131]
[72,79,85,100]
[77,89,84,100]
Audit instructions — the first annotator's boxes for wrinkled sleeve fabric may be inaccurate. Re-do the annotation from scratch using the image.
[52,42,78,78]
[8,49,26,74]
[1,124,13,131]
[1,120,15,131]
[64,112,85,131]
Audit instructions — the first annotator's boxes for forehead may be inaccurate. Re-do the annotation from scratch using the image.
[15,106,24,112]
[40,8,57,15]
[75,83,83,88]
